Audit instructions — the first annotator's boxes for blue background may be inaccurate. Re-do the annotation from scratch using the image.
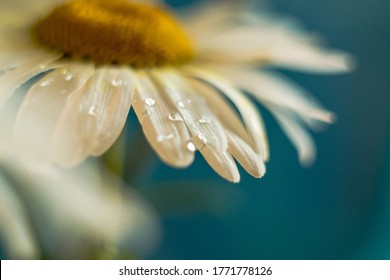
[130,0,390,259]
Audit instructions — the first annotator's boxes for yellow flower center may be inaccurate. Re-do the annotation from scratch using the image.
[34,0,194,67]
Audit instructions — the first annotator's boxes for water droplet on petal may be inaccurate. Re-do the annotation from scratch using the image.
[186,141,196,152]
[198,117,212,124]
[40,78,53,87]
[142,109,152,116]
[177,101,185,108]
[145,97,156,107]
[197,133,208,145]
[65,73,74,81]
[177,99,192,109]
[157,134,175,142]
[168,112,184,122]
[111,78,128,87]
[88,106,99,116]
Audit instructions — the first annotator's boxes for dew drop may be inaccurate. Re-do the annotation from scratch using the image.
[177,99,192,109]
[198,117,212,124]
[197,133,208,145]
[157,134,175,142]
[145,97,156,107]
[177,101,185,108]
[88,106,99,116]
[168,112,184,122]
[111,78,128,87]
[186,141,196,152]
[40,78,53,87]
[142,109,152,116]
[65,73,74,81]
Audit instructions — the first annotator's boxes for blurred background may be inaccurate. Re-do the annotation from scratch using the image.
[127,0,390,259]
[1,0,389,260]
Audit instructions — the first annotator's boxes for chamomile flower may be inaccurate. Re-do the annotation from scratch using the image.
[0,0,352,182]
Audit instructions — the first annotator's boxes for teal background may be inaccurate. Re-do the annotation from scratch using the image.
[131,0,390,259]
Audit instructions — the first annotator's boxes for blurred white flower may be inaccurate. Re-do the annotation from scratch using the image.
[0,106,160,259]
[0,0,353,182]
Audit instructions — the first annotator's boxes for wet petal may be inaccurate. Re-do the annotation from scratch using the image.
[186,66,269,161]
[89,68,135,156]
[51,90,90,168]
[186,78,253,147]
[54,67,135,165]
[187,79,265,178]
[152,69,228,152]
[132,72,194,168]
[14,63,94,169]
[0,53,62,109]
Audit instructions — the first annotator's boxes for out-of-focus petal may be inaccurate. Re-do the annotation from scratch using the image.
[14,63,94,169]
[0,53,61,109]
[269,107,316,166]
[216,66,336,123]
[6,161,160,259]
[187,6,353,73]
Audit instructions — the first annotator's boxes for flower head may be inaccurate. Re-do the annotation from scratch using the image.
[0,0,352,182]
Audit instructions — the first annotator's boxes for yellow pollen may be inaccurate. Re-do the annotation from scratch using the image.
[34,0,194,67]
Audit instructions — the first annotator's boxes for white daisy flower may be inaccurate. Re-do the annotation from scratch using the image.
[0,0,352,182]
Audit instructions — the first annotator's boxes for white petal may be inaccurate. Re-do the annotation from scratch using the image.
[89,68,135,156]
[54,66,135,167]
[192,136,240,183]
[190,14,352,73]
[51,90,90,168]
[217,67,336,123]
[271,46,353,73]
[186,78,265,178]
[186,78,253,146]
[185,67,269,161]
[152,69,228,152]
[14,63,94,169]
[227,130,266,178]
[132,72,194,168]
[0,53,62,109]
[53,67,136,167]
[269,106,316,166]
